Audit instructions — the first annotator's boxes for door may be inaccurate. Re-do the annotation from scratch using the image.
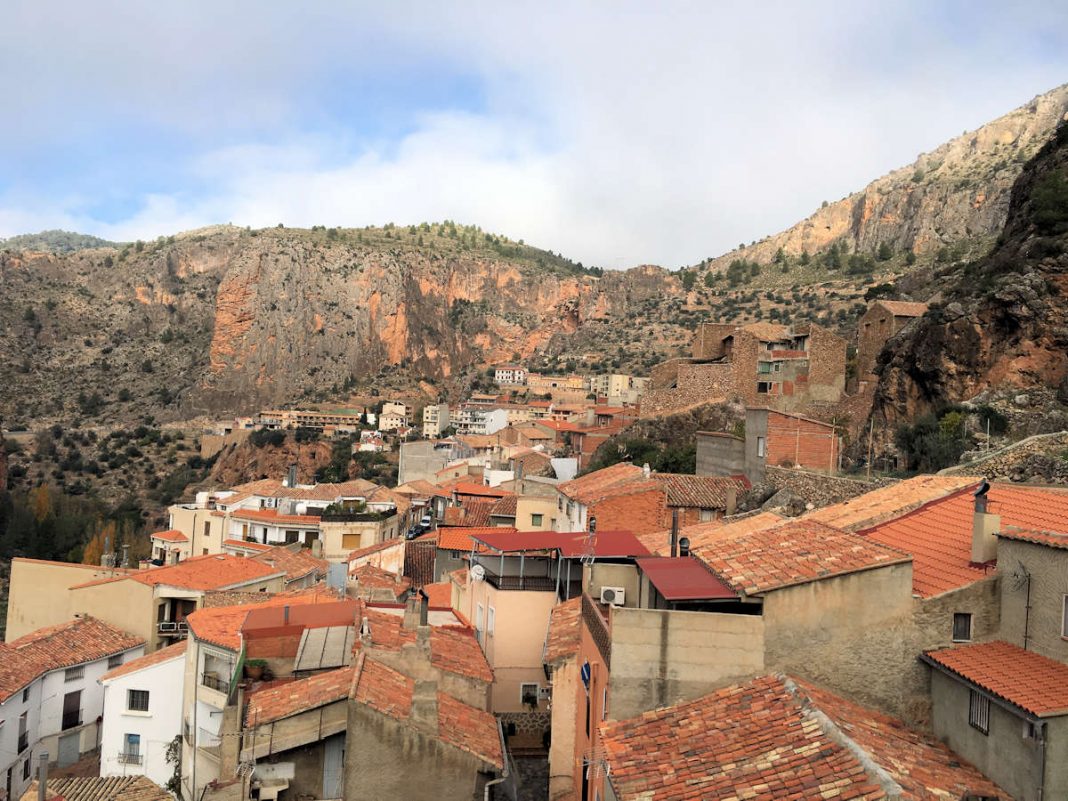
[322,733,344,798]
[57,732,79,767]
[62,690,81,731]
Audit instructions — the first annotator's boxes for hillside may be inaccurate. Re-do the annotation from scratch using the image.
[870,120,1068,448]
[0,229,120,253]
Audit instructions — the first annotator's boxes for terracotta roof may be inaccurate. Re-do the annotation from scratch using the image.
[637,511,783,556]
[450,482,512,498]
[924,640,1068,718]
[803,475,979,531]
[861,482,1068,596]
[125,553,284,590]
[695,519,911,596]
[403,538,437,587]
[471,529,650,558]
[422,582,452,609]
[347,537,405,562]
[151,528,188,542]
[351,563,412,597]
[649,473,748,508]
[436,692,504,768]
[356,608,492,682]
[186,588,342,650]
[1,616,144,701]
[489,495,518,518]
[544,597,582,664]
[999,527,1068,548]
[456,434,499,449]
[353,654,414,718]
[442,500,495,527]
[252,546,328,583]
[558,463,645,503]
[877,300,929,317]
[229,508,322,526]
[22,777,172,801]
[245,665,354,725]
[636,557,738,601]
[600,673,1008,801]
[222,538,272,553]
[101,640,187,682]
[395,479,452,499]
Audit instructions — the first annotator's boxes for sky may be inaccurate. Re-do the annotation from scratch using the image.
[1,2,1066,269]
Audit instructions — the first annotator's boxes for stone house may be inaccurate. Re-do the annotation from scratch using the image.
[641,320,847,418]
[855,299,928,385]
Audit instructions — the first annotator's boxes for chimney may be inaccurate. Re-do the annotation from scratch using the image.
[286,464,297,489]
[669,509,679,558]
[402,592,421,631]
[410,678,440,732]
[971,481,1000,564]
[418,588,429,627]
[726,485,737,516]
[37,751,48,801]
[642,462,651,479]
[310,538,323,559]
[120,544,130,568]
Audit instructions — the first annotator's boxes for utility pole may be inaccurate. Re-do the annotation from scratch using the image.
[866,418,875,481]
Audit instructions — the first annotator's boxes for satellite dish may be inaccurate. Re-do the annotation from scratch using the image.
[470,564,486,582]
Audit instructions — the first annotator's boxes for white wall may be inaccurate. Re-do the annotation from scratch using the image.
[100,653,185,786]
[0,676,44,801]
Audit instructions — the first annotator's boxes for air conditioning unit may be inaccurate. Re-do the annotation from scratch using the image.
[600,586,625,606]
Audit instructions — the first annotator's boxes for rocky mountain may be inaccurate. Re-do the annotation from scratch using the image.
[0,230,120,253]
[870,120,1068,435]
[694,84,1068,277]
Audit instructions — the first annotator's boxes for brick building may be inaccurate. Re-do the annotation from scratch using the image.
[855,300,928,385]
[642,320,846,418]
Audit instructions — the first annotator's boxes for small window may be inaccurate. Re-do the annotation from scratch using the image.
[124,732,141,754]
[202,548,209,556]
[1023,720,1041,741]
[1062,595,1068,637]
[64,665,84,682]
[758,361,772,374]
[476,604,484,632]
[450,550,461,558]
[127,689,150,712]
[952,613,973,642]
[602,687,608,720]
[756,437,767,458]
[22,687,30,703]
[700,509,715,523]
[969,690,990,735]
[531,513,543,527]
[520,683,539,707]
[757,381,770,394]
[23,759,30,781]
[108,654,124,670]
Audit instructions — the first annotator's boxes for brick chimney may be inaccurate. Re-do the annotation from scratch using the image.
[725,485,738,516]
[971,481,1000,565]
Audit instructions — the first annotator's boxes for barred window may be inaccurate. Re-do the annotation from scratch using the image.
[969,690,990,735]
[127,689,150,712]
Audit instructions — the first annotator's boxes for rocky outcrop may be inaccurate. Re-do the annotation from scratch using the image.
[870,120,1068,432]
[699,83,1068,271]
[208,436,336,488]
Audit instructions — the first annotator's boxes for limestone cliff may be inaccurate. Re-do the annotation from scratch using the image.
[870,120,1068,429]
[698,83,1068,272]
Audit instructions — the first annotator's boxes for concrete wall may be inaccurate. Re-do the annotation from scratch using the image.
[168,505,227,556]
[241,701,347,762]
[547,658,578,801]
[320,516,399,562]
[607,607,765,720]
[929,669,1052,801]
[345,702,489,801]
[587,564,640,610]
[695,432,745,478]
[997,538,1068,662]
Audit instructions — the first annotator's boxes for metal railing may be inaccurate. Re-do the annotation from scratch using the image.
[117,752,143,765]
[201,673,230,695]
[158,620,188,634]
[61,710,82,731]
[482,567,556,592]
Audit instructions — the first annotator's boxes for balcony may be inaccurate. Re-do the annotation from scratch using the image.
[482,567,557,592]
[117,752,143,765]
[17,732,29,753]
[61,710,82,731]
[158,620,188,636]
[201,673,230,696]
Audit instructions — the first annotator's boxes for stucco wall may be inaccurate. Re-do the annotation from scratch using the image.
[997,538,1068,662]
[607,607,765,721]
[547,658,578,801]
[695,432,746,478]
[929,669,1049,801]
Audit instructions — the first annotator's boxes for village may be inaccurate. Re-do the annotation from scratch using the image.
[1,299,1062,801]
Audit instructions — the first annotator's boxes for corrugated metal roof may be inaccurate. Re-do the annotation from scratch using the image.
[636,557,738,601]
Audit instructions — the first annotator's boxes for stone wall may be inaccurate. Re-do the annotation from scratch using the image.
[806,323,847,402]
[763,465,895,508]
[640,363,734,418]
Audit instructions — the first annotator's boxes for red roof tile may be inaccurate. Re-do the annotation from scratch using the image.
[636,557,737,601]
[252,546,328,583]
[470,529,650,558]
[422,582,452,609]
[489,495,518,518]
[151,529,188,543]
[450,482,512,498]
[600,674,1008,801]
[101,640,187,682]
[441,500,496,527]
[649,473,749,509]
[353,654,414,719]
[544,597,582,664]
[245,665,354,726]
[558,463,645,504]
[222,538,272,553]
[1,616,144,701]
[351,563,412,597]
[695,519,911,596]
[355,608,492,682]
[186,589,342,650]
[637,511,783,556]
[437,526,516,552]
[436,692,504,768]
[346,537,405,562]
[804,475,979,532]
[229,508,322,526]
[924,640,1068,718]
[70,553,284,592]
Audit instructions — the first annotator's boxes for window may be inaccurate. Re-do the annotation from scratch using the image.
[1062,595,1068,637]
[121,733,142,764]
[108,653,124,670]
[969,690,990,735]
[756,437,767,458]
[487,607,495,635]
[700,509,715,522]
[450,550,461,558]
[758,361,772,374]
[64,665,84,682]
[127,689,150,712]
[1023,720,1041,741]
[602,687,608,720]
[23,759,30,781]
[476,604,484,631]
[203,521,210,538]
[952,613,973,642]
[757,381,770,394]
[202,548,209,556]
[22,687,30,703]
[521,683,539,708]
[531,513,543,527]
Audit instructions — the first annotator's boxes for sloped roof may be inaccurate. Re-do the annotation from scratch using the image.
[600,674,1008,801]
[489,495,518,518]
[876,300,929,317]
[351,563,412,597]
[558,463,645,503]
[245,665,354,726]
[450,482,512,498]
[695,519,910,596]
[22,777,172,801]
[637,511,784,556]
[346,537,405,563]
[924,640,1068,718]
[422,582,452,609]
[355,608,493,683]
[544,597,582,664]
[803,475,979,532]
[228,508,322,527]
[101,640,187,683]
[649,473,748,508]
[71,553,285,592]
[470,529,650,559]
[252,546,328,583]
[636,557,737,601]
[186,588,342,650]
[1,616,144,701]
[151,529,188,542]
[442,500,495,527]
[739,321,792,341]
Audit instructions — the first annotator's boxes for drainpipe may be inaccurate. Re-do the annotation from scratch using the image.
[1037,721,1047,801]
[483,723,511,801]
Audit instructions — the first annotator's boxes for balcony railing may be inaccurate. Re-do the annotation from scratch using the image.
[482,567,557,592]
[61,710,82,731]
[117,752,143,765]
[158,620,188,635]
[201,673,230,696]
[17,732,29,753]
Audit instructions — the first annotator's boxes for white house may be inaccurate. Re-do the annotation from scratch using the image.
[493,366,528,385]
[0,616,144,800]
[100,641,187,786]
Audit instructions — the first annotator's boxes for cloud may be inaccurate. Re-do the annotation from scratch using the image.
[1,1,1067,266]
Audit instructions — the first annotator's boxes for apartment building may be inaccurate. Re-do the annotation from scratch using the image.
[421,403,450,438]
[493,365,528,385]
